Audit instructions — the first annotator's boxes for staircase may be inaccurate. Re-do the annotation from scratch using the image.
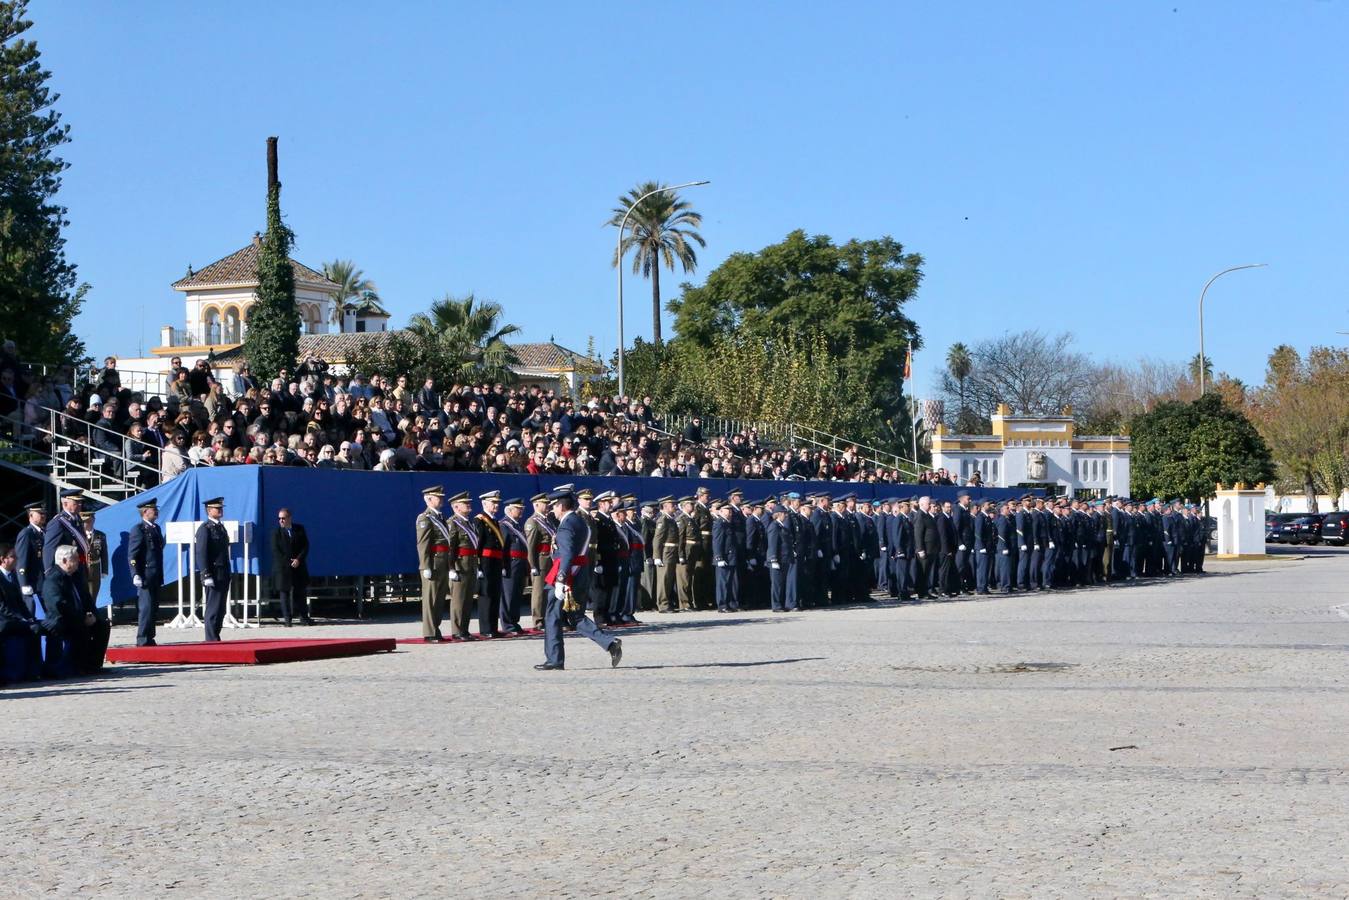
[0,407,161,506]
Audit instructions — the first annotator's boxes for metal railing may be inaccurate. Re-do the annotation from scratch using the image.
[82,366,175,402]
[0,405,164,503]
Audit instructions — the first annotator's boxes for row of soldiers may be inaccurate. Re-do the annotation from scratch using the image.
[413,485,1210,638]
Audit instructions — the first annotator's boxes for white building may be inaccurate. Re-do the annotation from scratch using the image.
[932,404,1131,495]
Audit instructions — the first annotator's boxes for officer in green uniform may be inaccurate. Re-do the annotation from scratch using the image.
[416,484,451,641]
[445,491,479,641]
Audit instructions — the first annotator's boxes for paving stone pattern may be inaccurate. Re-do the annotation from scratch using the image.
[3,550,1348,898]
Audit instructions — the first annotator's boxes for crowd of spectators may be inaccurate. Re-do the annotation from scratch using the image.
[0,346,987,488]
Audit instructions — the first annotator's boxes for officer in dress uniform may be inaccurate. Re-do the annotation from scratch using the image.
[888,499,912,601]
[535,487,623,671]
[524,492,556,631]
[80,511,107,612]
[1014,496,1033,591]
[15,502,46,617]
[44,489,90,595]
[676,496,699,611]
[973,499,995,595]
[195,497,231,642]
[127,497,164,646]
[589,490,623,627]
[952,492,975,594]
[610,502,631,624]
[875,499,891,595]
[766,505,792,612]
[498,497,530,635]
[651,496,679,613]
[446,491,479,641]
[854,498,879,602]
[619,500,645,625]
[995,501,1015,592]
[474,490,507,639]
[787,493,813,610]
[639,499,658,612]
[711,500,740,612]
[416,484,452,641]
[692,486,714,610]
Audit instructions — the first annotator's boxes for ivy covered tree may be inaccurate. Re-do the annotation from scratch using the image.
[1130,392,1274,502]
[242,137,300,382]
[0,1,88,364]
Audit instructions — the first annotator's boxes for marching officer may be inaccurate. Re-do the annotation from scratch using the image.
[524,492,556,631]
[416,484,452,642]
[446,491,479,641]
[195,497,231,642]
[535,487,623,671]
[474,490,507,639]
[498,497,530,635]
[127,497,164,646]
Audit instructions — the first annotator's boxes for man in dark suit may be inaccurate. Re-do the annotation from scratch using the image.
[952,491,976,594]
[195,497,231,641]
[912,496,941,600]
[935,500,959,598]
[43,544,110,677]
[536,488,622,671]
[0,544,43,683]
[127,497,165,646]
[270,507,311,627]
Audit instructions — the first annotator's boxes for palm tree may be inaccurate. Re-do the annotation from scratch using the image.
[406,293,521,383]
[609,181,706,345]
[322,260,379,326]
[1188,353,1213,385]
[946,342,973,429]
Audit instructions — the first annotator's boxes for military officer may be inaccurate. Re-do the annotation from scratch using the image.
[618,500,645,625]
[951,491,975,594]
[81,510,108,611]
[474,490,507,639]
[589,490,623,626]
[416,484,452,641]
[498,497,530,635]
[535,487,623,671]
[787,492,813,610]
[692,486,714,610]
[639,499,658,612]
[127,497,164,646]
[445,491,479,641]
[711,500,740,612]
[676,495,699,611]
[651,496,679,613]
[194,497,231,641]
[524,492,556,631]
[15,501,46,617]
[995,501,1015,592]
[44,489,90,595]
[1014,495,1034,590]
[766,505,792,612]
[972,499,995,595]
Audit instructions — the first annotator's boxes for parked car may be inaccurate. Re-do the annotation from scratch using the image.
[1320,512,1349,546]
[1287,515,1324,545]
[1265,513,1302,543]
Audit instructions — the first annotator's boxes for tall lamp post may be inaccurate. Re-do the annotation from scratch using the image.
[1198,263,1267,395]
[616,179,710,397]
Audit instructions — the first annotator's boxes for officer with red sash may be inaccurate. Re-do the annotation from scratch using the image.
[537,487,623,671]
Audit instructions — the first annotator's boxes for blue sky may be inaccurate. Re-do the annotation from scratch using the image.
[31,1,1348,397]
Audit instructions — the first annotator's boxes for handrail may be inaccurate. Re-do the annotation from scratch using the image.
[41,407,163,492]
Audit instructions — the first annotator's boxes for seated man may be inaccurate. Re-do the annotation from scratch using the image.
[0,544,44,684]
[42,545,110,678]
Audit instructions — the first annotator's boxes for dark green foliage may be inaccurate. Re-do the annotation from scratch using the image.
[1130,393,1274,501]
[0,1,87,365]
[668,230,923,450]
[349,293,520,387]
[243,160,299,382]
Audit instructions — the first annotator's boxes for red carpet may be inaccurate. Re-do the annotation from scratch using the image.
[105,637,397,665]
[397,622,644,646]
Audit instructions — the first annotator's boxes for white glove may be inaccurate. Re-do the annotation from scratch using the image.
[880,546,887,552]
[448,571,461,582]
[1020,545,1027,552]
[959,544,966,551]
[653,559,663,567]
[476,569,483,579]
[859,553,866,560]
[133,575,143,588]
[21,585,33,596]
[553,582,566,600]
[918,550,926,559]
[978,549,987,554]
[816,550,823,558]
[594,565,603,574]
[203,577,215,588]
[1001,549,1009,556]
[421,569,432,580]
[715,560,726,568]
[530,568,540,577]
[1049,542,1055,549]
[770,562,781,570]
[832,555,840,565]
[747,560,757,569]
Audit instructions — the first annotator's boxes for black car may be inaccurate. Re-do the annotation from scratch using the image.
[1265,513,1302,543]
[1320,512,1349,546]
[1288,515,1324,545]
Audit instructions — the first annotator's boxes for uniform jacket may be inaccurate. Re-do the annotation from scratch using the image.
[195,518,231,580]
[525,512,556,575]
[447,514,480,577]
[766,519,791,567]
[128,519,166,587]
[42,566,91,630]
[0,567,37,635]
[952,504,975,549]
[677,512,699,564]
[416,508,452,573]
[548,511,592,593]
[712,516,739,566]
[653,513,680,566]
[44,511,88,572]
[15,523,44,600]
[475,513,506,573]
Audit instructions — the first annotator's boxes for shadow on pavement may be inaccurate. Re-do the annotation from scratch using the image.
[623,656,826,671]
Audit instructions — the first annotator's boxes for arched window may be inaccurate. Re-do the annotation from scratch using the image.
[224,306,241,343]
[203,307,221,344]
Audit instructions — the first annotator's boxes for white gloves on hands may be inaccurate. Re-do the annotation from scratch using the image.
[958,544,966,551]
[421,569,432,580]
[203,577,215,588]
[21,585,33,596]
[133,575,143,588]
[770,561,781,570]
[448,571,461,582]
[715,560,726,568]
[594,565,604,574]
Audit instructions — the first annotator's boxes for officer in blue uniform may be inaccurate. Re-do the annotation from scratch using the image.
[44,488,90,594]
[15,501,46,617]
[973,499,995,595]
[995,501,1015,592]
[498,498,530,635]
[0,543,43,683]
[195,497,232,641]
[127,497,165,646]
[1014,496,1034,590]
[711,500,740,612]
[766,505,792,611]
[536,487,623,671]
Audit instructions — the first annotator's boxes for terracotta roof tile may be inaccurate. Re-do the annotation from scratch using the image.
[172,237,338,290]
[212,334,606,374]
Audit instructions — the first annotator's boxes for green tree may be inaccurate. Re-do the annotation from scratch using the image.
[609,181,705,346]
[1130,392,1274,502]
[386,293,521,385]
[1250,345,1349,511]
[669,229,923,450]
[0,1,87,365]
[321,259,378,326]
[243,137,300,382]
[946,342,978,432]
[1188,353,1213,386]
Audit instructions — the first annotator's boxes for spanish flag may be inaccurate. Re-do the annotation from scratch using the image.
[903,344,912,381]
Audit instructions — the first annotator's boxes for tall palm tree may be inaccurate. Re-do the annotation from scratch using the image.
[946,342,973,428]
[609,181,706,345]
[406,293,521,383]
[322,260,379,326]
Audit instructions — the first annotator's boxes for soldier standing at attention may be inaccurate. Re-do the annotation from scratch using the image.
[535,487,623,672]
[16,502,47,618]
[766,504,792,612]
[445,491,479,641]
[195,497,231,642]
[651,496,679,613]
[676,496,699,612]
[524,492,556,632]
[127,498,164,646]
[711,500,740,612]
[416,485,451,642]
[995,501,1015,592]
[498,497,530,635]
[81,511,108,613]
[639,499,658,612]
[474,490,507,639]
[692,486,715,610]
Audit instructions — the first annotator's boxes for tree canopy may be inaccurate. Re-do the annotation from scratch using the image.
[668,229,923,448]
[609,181,705,346]
[1130,393,1274,502]
[242,138,300,382]
[351,293,520,387]
[0,1,87,365]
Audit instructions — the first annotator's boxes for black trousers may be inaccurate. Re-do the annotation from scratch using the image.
[203,580,227,641]
[136,582,159,645]
[478,564,503,635]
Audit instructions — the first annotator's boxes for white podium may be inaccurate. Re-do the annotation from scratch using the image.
[1214,483,1268,560]
[164,519,262,631]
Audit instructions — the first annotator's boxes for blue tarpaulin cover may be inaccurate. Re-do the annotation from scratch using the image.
[95,467,1031,607]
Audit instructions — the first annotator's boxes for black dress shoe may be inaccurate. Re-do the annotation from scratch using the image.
[301,618,314,626]
[609,638,623,668]
[284,621,293,627]
[534,662,564,671]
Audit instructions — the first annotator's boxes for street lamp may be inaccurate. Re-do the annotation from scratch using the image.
[1198,263,1267,395]
[616,179,710,397]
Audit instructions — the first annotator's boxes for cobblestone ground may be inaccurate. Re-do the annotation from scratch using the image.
[4,549,1348,898]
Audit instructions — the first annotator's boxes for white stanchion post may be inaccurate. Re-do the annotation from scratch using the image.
[222,520,257,629]
[164,521,202,630]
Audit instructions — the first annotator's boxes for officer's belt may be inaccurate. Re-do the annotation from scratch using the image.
[480,548,505,559]
[535,543,552,553]
[430,544,449,553]
[456,548,477,557]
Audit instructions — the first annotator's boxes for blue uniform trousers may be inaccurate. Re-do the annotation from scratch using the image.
[769,563,788,611]
[1040,546,1057,589]
[996,550,1013,591]
[543,588,616,667]
[714,564,739,611]
[137,585,158,646]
